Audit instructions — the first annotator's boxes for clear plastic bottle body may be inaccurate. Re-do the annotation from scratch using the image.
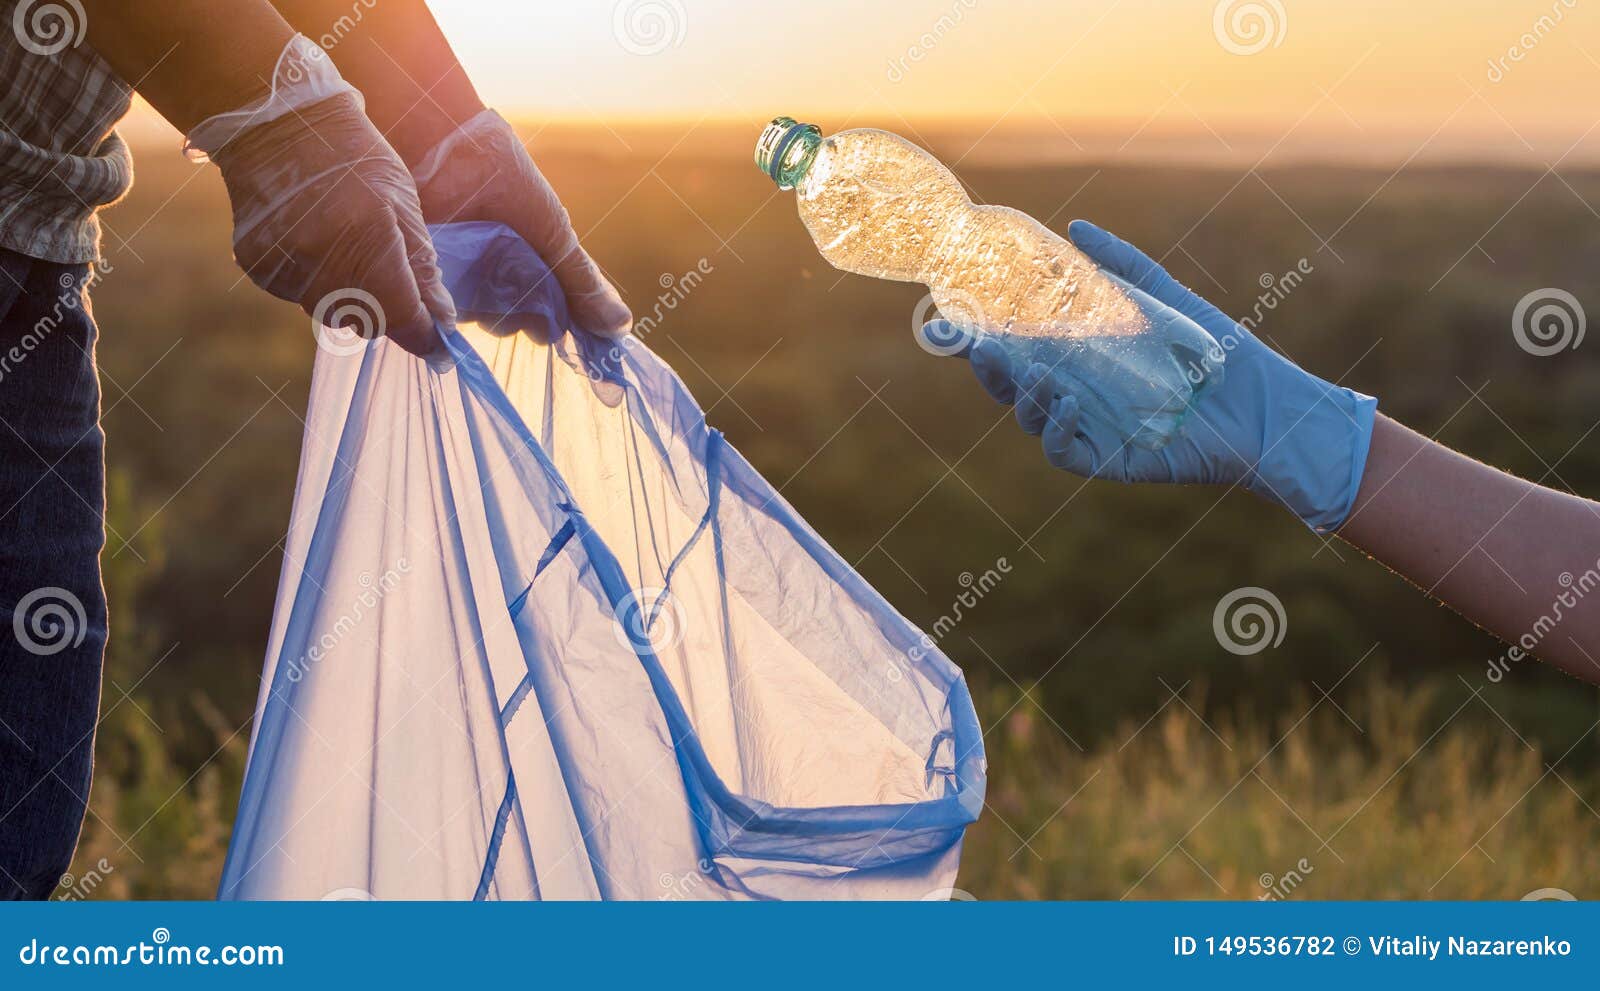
[781,125,1224,449]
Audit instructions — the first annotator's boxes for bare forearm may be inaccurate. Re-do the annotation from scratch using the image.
[267,0,482,164]
[82,0,292,133]
[1338,414,1600,683]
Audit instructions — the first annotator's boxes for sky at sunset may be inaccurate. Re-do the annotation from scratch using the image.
[126,0,1600,163]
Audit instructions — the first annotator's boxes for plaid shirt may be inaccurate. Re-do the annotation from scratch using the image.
[0,0,133,264]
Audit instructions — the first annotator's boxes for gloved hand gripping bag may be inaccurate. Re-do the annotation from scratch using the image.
[220,222,986,900]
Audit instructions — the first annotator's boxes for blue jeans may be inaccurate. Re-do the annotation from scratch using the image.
[0,248,107,900]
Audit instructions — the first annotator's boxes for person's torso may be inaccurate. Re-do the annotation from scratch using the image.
[0,0,134,264]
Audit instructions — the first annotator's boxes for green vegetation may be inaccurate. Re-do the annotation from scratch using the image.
[66,124,1600,899]
[967,678,1599,899]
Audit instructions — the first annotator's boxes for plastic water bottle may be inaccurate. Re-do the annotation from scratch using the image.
[755,116,1224,450]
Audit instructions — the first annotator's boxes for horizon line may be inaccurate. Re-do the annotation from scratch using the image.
[116,104,1600,170]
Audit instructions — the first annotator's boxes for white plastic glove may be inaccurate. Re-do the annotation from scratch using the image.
[186,35,454,357]
[411,109,631,340]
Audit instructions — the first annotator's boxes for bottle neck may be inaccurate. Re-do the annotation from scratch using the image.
[755,117,822,190]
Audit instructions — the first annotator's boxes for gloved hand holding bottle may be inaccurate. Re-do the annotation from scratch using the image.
[931,218,1600,686]
[757,117,1224,450]
[931,219,1378,534]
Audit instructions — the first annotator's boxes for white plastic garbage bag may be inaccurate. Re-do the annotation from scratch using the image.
[218,222,986,900]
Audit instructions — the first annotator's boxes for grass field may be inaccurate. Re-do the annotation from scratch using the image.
[60,120,1600,899]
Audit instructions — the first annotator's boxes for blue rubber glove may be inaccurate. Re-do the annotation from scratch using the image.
[926,220,1377,533]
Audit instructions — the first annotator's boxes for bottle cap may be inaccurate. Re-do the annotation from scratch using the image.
[754,116,821,189]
